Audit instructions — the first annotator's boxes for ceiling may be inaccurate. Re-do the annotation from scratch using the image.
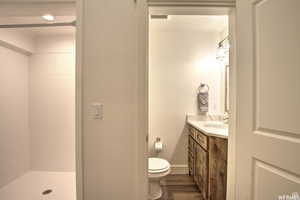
[0,15,76,36]
[0,2,75,17]
[150,15,228,33]
[0,2,75,37]
[0,15,227,36]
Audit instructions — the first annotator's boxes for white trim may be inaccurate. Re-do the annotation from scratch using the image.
[147,4,237,200]
[170,165,189,175]
[226,8,237,200]
[149,6,232,15]
[75,0,83,200]
[148,1,235,7]
[136,0,149,199]
[0,40,32,56]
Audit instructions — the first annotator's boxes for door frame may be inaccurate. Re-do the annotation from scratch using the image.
[76,0,83,200]
[76,1,237,199]
[147,3,237,200]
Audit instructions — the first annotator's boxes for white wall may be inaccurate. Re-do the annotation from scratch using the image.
[79,0,148,199]
[149,28,223,165]
[0,46,30,187]
[0,29,35,55]
[29,35,75,171]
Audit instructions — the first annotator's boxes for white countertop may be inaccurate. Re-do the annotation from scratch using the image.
[187,119,228,139]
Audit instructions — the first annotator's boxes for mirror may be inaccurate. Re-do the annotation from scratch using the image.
[216,36,230,114]
[225,65,229,113]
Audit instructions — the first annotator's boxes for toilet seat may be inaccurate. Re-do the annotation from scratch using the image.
[148,158,170,199]
[148,158,170,174]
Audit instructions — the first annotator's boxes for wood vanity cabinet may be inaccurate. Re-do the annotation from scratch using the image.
[188,125,228,200]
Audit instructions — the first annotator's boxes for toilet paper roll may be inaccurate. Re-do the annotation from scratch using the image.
[154,141,163,152]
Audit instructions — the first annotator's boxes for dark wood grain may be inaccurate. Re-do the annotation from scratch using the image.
[195,144,208,200]
[208,137,228,200]
[188,136,195,176]
[190,127,208,150]
[188,124,228,200]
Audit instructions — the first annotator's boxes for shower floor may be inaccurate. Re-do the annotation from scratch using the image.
[0,171,76,200]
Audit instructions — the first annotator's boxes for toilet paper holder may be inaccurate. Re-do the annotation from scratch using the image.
[155,137,161,142]
[154,137,163,152]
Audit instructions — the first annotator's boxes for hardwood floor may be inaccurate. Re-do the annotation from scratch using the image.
[158,175,202,200]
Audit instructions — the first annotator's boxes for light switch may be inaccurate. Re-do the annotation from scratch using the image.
[91,103,103,120]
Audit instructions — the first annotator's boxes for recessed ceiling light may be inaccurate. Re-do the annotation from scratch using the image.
[42,14,55,21]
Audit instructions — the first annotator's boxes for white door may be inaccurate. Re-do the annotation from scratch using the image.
[236,0,300,199]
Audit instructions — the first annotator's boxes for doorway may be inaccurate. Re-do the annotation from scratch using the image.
[0,2,77,200]
[147,6,236,200]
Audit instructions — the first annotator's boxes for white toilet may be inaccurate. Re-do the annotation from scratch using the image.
[148,157,171,200]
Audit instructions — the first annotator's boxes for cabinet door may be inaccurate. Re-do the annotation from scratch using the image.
[188,136,195,176]
[208,137,228,200]
[195,144,208,200]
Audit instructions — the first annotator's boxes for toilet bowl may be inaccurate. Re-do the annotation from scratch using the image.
[148,157,171,200]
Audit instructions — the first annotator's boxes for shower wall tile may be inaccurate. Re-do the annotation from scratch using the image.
[29,35,75,171]
[0,46,30,187]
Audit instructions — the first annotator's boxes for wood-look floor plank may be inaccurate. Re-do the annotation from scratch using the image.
[158,175,201,200]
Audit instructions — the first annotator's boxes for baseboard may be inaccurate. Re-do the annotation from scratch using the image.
[170,165,188,175]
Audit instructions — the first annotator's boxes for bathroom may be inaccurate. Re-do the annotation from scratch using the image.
[148,13,230,200]
[0,3,76,200]
[0,0,299,199]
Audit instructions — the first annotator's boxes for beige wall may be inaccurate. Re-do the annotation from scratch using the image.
[29,35,75,171]
[0,46,30,187]
[79,0,148,199]
[149,29,223,165]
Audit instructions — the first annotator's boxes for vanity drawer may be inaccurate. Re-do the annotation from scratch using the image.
[190,126,208,150]
[189,126,197,139]
[195,131,208,150]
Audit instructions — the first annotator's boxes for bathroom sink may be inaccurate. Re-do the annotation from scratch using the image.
[186,117,229,138]
[202,121,228,129]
